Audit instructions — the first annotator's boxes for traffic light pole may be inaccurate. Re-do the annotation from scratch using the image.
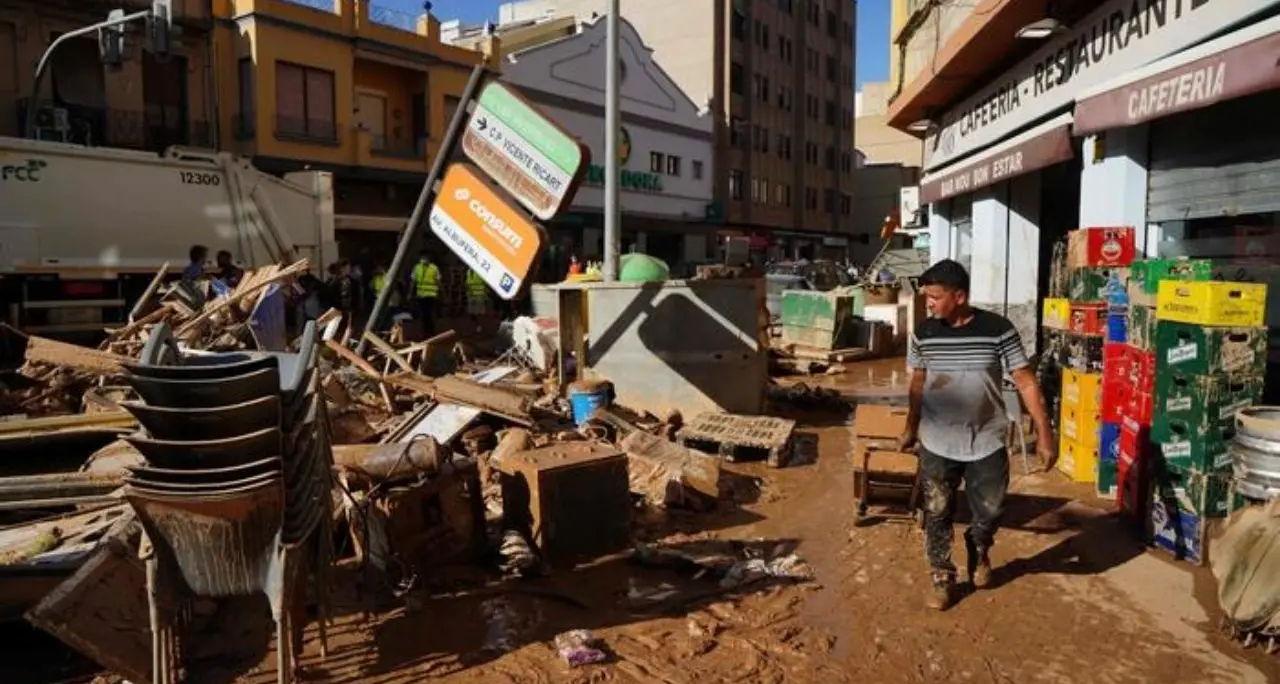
[22,10,152,139]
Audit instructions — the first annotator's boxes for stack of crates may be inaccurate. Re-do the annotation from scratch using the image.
[1056,227,1135,487]
[1148,275,1269,564]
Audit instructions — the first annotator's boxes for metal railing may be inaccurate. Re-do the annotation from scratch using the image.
[275,114,338,143]
[369,4,419,32]
[17,99,213,151]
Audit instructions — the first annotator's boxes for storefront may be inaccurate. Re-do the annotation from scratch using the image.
[920,0,1280,351]
[1073,11,1280,399]
[501,16,716,279]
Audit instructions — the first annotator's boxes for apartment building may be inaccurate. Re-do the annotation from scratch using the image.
[498,0,857,260]
[211,0,497,249]
[0,0,215,151]
[885,0,1280,353]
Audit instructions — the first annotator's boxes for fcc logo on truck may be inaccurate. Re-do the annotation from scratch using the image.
[1,158,47,183]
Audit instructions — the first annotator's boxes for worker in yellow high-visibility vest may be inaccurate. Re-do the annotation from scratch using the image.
[410,250,440,336]
[465,268,488,332]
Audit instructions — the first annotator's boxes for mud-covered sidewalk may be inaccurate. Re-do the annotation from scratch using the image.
[206,392,1276,684]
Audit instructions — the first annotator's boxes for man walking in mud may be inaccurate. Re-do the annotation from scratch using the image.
[900,259,1054,610]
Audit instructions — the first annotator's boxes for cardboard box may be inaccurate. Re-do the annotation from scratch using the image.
[1152,372,1263,444]
[1127,304,1158,350]
[1058,433,1099,484]
[1068,226,1136,268]
[1154,321,1269,376]
[1157,280,1268,328]
[1042,298,1071,330]
[1069,267,1129,303]
[1069,303,1108,335]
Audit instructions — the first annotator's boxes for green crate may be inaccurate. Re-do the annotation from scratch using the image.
[1154,321,1269,376]
[1131,258,1214,295]
[1154,464,1237,519]
[779,289,862,350]
[1127,305,1158,351]
[1069,267,1128,303]
[1152,372,1262,443]
[1159,429,1233,472]
[1096,459,1118,500]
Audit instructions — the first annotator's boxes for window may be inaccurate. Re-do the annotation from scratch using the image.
[732,8,747,40]
[777,133,791,160]
[783,184,793,207]
[760,127,769,153]
[826,55,838,82]
[729,169,744,200]
[843,21,853,42]
[823,188,835,213]
[692,160,703,179]
[730,116,747,146]
[237,58,254,136]
[805,141,817,165]
[806,48,819,73]
[841,152,852,174]
[275,61,336,140]
[666,155,681,176]
[761,76,770,103]
[760,24,770,50]
[751,177,762,203]
[778,36,793,63]
[650,151,665,173]
[826,10,838,38]
[778,0,793,15]
[840,193,852,216]
[826,99,837,126]
[730,61,745,95]
[824,146,835,170]
[808,0,820,25]
[805,186,818,210]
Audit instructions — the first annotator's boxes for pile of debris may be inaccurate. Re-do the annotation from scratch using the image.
[0,259,821,682]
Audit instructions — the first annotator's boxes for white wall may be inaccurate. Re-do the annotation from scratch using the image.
[539,104,713,218]
[1079,125,1156,254]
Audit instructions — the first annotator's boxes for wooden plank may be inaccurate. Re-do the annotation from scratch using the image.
[0,412,136,437]
[323,339,383,379]
[362,332,415,373]
[175,259,308,336]
[23,336,131,376]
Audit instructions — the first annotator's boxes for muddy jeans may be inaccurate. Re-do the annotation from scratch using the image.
[920,447,1010,580]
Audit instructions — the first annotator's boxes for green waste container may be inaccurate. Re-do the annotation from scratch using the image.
[779,288,864,350]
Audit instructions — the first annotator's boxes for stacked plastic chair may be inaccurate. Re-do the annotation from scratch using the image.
[119,321,333,684]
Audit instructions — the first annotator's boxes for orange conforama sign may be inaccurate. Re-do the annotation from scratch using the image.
[429,163,546,300]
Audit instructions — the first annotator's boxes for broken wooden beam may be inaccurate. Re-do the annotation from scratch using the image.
[432,375,534,425]
[23,337,132,376]
[333,439,443,482]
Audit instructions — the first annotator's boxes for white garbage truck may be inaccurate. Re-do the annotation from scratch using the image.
[0,135,336,335]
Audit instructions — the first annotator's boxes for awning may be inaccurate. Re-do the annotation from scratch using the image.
[1075,16,1280,135]
[919,113,1074,204]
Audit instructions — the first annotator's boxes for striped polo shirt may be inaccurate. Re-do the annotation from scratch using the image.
[906,308,1030,462]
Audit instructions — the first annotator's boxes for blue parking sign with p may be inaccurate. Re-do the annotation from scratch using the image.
[500,274,514,292]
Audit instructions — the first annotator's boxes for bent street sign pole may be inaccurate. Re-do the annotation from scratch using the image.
[462,81,589,221]
[430,163,546,300]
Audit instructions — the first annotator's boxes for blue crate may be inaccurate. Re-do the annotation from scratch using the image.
[1100,421,1121,463]
[1105,313,1127,343]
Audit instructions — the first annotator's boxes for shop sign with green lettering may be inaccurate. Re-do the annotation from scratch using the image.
[584,164,663,192]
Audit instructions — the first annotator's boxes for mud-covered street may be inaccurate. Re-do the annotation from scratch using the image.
[182,375,1275,684]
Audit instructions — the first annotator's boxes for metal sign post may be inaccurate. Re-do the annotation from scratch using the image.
[603,0,622,281]
[358,63,488,354]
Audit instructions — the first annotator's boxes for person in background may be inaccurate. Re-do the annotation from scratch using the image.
[325,261,356,326]
[215,250,243,288]
[900,259,1054,611]
[410,250,440,337]
[465,268,488,333]
[567,255,582,276]
[183,245,208,284]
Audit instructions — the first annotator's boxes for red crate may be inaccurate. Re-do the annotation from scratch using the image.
[1069,303,1108,335]
[1116,430,1149,522]
[1102,342,1131,381]
[1134,350,1156,389]
[1123,389,1153,427]
[1101,378,1132,423]
[1069,226,1137,268]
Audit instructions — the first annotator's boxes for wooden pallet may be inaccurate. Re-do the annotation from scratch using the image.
[677,413,797,467]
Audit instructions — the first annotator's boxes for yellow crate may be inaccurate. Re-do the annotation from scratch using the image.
[1060,402,1101,447]
[1057,434,1099,484]
[1060,368,1102,412]
[1042,298,1071,330]
[1156,280,1267,327]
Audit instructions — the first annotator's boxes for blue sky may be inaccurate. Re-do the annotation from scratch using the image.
[399,0,890,89]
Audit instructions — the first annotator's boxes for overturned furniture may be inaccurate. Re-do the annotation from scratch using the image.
[117,321,333,684]
[850,404,921,526]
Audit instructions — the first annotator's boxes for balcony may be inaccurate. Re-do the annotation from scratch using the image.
[368,4,418,32]
[17,99,213,152]
[355,128,427,172]
[274,114,339,145]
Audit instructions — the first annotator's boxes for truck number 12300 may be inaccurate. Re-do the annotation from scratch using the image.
[179,171,221,186]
